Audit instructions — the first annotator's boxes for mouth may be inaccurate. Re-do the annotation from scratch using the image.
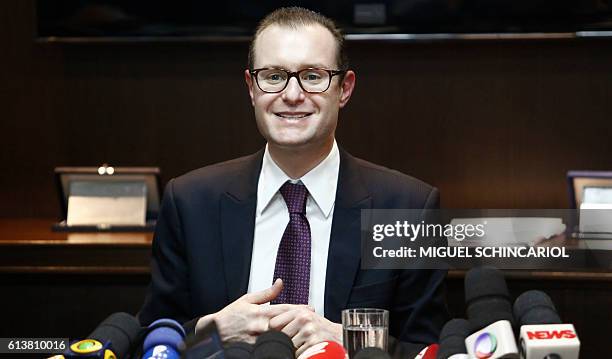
[274,112,313,119]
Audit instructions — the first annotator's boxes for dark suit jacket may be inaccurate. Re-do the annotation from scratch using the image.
[138,148,448,354]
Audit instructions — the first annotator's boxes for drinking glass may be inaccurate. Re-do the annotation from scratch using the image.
[341,308,389,358]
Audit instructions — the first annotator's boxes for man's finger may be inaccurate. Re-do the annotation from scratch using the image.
[294,333,311,358]
[278,311,308,338]
[269,308,301,330]
[244,278,283,304]
[263,304,313,318]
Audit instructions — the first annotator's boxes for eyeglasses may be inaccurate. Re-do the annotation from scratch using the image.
[250,68,346,94]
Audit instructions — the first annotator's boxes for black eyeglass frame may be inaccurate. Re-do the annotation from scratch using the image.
[249,67,347,94]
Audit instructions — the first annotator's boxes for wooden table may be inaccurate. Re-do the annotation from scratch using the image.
[0,218,152,274]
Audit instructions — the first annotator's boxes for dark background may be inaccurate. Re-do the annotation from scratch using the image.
[2,1,612,219]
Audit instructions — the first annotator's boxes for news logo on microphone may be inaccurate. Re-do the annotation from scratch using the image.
[519,324,579,359]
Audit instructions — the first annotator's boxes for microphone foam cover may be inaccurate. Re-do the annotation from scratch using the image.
[143,326,185,352]
[439,319,471,340]
[438,319,470,359]
[437,337,467,359]
[520,308,562,325]
[146,318,186,337]
[513,290,561,325]
[225,341,254,359]
[253,330,295,359]
[143,318,185,351]
[89,312,143,358]
[466,297,515,330]
[352,347,391,359]
[464,266,510,304]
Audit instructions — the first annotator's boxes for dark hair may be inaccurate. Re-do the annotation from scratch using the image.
[247,7,348,71]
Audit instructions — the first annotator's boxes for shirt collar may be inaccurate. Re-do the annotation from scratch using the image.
[257,140,340,218]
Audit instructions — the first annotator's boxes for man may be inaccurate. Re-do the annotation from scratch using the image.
[139,7,447,356]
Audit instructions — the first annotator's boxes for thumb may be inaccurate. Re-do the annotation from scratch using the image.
[244,278,283,304]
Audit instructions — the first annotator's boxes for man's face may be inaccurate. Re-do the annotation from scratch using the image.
[245,24,355,151]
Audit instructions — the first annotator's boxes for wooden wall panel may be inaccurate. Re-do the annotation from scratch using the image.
[1,0,612,218]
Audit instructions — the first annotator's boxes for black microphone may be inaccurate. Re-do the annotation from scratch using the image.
[514,290,580,359]
[55,312,142,359]
[513,290,561,326]
[252,330,295,359]
[437,318,470,359]
[463,266,519,358]
[465,266,515,331]
[224,341,254,359]
[352,347,391,359]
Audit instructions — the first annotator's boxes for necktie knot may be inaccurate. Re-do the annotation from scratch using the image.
[279,182,308,214]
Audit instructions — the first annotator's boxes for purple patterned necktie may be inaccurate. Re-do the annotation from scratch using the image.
[271,181,311,304]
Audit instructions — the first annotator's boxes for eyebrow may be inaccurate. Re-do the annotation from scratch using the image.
[258,63,332,70]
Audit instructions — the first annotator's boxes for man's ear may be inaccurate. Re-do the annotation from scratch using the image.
[244,69,255,106]
[338,70,356,108]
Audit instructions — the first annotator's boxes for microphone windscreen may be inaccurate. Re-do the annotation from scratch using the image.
[437,319,470,359]
[352,347,390,359]
[143,318,185,351]
[464,266,510,304]
[439,319,471,341]
[253,330,295,359]
[88,312,142,358]
[225,341,254,359]
[466,296,515,331]
[513,290,562,325]
[520,308,562,326]
[464,266,514,330]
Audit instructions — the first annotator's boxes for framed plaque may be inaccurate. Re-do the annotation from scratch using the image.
[53,165,161,232]
[567,171,612,236]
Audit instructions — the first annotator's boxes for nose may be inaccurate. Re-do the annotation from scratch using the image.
[281,77,305,104]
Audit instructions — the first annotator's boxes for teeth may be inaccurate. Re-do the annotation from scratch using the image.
[277,114,310,119]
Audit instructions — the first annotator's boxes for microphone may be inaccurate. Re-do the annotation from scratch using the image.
[464,266,519,358]
[513,290,580,359]
[55,312,142,359]
[141,318,185,359]
[181,320,224,359]
[352,347,390,359]
[252,330,296,359]
[414,344,438,359]
[297,341,347,359]
[437,319,470,359]
[225,341,254,359]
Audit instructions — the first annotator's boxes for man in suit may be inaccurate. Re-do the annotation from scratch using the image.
[139,7,447,356]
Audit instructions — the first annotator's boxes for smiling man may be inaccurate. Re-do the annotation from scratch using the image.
[139,7,447,357]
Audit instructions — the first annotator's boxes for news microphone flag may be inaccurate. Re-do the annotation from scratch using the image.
[514,290,580,359]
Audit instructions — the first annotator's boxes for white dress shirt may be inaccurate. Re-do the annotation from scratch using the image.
[247,141,340,315]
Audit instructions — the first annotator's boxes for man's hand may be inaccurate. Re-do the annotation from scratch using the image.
[267,305,343,357]
[196,279,287,343]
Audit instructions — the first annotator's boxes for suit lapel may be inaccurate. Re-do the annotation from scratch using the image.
[220,150,264,303]
[325,149,371,322]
